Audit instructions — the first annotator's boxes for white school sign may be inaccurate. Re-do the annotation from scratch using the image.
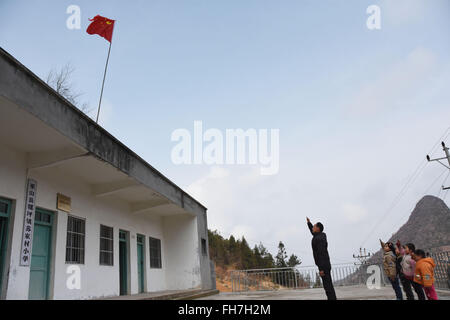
[19,179,37,266]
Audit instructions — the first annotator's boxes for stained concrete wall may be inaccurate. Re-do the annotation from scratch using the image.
[196,209,213,289]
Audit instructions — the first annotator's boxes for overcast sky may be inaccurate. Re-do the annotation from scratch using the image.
[1,0,449,266]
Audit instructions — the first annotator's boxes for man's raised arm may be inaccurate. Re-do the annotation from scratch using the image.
[307,217,314,235]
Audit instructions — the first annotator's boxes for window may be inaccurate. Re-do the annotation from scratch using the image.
[149,237,162,268]
[0,202,8,215]
[66,216,85,264]
[35,210,51,224]
[99,225,113,266]
[137,234,144,245]
[201,238,207,256]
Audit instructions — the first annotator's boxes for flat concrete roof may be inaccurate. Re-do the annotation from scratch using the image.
[0,47,206,214]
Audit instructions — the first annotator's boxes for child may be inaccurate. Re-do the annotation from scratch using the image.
[413,249,438,300]
[380,239,403,300]
[395,240,414,300]
[399,242,425,300]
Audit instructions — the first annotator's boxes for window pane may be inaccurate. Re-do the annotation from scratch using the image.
[66,216,85,264]
[99,225,113,266]
[0,202,7,213]
[149,237,162,269]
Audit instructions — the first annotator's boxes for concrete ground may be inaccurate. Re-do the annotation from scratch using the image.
[197,285,450,300]
[103,289,219,300]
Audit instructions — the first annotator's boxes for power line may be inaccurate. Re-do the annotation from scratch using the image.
[391,167,448,229]
[359,127,450,248]
[387,140,450,236]
[437,171,450,198]
[427,141,450,190]
[352,247,372,265]
[444,189,449,201]
[425,169,449,194]
[359,161,425,246]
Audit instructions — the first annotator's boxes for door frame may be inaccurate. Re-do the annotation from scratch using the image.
[0,197,12,296]
[119,229,130,295]
[28,208,54,300]
[136,234,146,293]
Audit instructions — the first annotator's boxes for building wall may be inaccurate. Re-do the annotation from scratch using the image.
[0,142,27,299]
[0,142,202,299]
[196,210,213,289]
[163,215,201,290]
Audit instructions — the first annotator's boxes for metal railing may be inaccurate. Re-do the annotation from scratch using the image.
[429,251,450,290]
[230,250,450,292]
[230,263,388,292]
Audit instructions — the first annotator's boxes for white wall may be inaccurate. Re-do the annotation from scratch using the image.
[0,143,28,299]
[0,141,201,299]
[163,215,202,290]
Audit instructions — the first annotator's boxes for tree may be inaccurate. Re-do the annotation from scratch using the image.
[287,254,301,267]
[253,245,262,267]
[228,235,237,252]
[208,229,230,266]
[240,236,254,269]
[257,243,275,268]
[46,63,92,116]
[275,241,288,268]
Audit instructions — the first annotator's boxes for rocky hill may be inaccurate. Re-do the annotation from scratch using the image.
[368,195,450,264]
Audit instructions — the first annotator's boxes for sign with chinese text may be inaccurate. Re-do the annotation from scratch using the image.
[20,179,37,266]
[57,193,71,212]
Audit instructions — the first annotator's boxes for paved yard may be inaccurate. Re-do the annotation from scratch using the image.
[197,285,450,300]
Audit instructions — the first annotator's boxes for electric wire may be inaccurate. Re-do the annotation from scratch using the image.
[391,167,448,230]
[359,126,450,248]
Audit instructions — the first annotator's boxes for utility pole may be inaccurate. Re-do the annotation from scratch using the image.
[353,247,371,266]
[353,247,371,284]
[427,141,450,190]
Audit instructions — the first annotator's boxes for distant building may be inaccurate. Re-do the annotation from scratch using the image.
[0,48,212,299]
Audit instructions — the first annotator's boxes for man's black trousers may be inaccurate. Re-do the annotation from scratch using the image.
[320,268,337,300]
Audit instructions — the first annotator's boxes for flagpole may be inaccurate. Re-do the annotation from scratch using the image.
[96,40,112,123]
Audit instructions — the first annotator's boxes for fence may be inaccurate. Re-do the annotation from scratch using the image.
[230,250,450,292]
[429,251,450,290]
[230,263,388,292]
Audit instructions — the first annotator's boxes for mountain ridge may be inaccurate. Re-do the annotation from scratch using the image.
[368,195,450,264]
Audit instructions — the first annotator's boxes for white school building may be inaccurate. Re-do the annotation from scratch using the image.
[0,48,213,299]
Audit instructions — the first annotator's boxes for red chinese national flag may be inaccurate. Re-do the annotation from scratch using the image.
[86,15,115,43]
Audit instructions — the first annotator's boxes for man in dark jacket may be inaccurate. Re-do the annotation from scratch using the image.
[307,217,337,300]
